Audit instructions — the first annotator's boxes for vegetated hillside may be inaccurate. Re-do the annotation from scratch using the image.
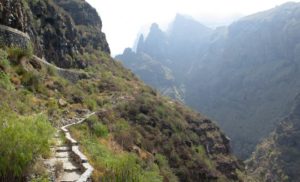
[116,47,184,102]
[117,2,300,159]
[247,93,300,182]
[0,0,246,181]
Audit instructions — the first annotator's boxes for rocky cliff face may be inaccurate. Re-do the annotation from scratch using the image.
[0,0,110,68]
[0,0,27,31]
[247,93,300,182]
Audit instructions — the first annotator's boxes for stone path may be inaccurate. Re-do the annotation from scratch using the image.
[32,55,88,83]
[44,113,95,182]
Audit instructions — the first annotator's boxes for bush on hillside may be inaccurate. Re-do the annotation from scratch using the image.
[0,109,54,181]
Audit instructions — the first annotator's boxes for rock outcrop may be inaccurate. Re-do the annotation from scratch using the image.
[0,0,110,68]
[0,0,27,31]
[0,24,30,49]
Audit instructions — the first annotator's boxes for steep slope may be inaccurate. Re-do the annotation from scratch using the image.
[0,0,245,181]
[247,93,300,182]
[116,48,184,101]
[117,2,300,159]
[186,2,300,159]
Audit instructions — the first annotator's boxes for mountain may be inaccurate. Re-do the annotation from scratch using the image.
[0,0,245,181]
[116,14,212,102]
[247,93,300,182]
[117,3,300,159]
[116,48,184,101]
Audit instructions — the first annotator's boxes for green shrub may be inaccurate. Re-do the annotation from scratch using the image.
[47,65,57,76]
[46,98,60,119]
[0,71,12,90]
[71,125,163,182]
[21,71,46,93]
[0,49,9,71]
[84,97,97,110]
[114,118,130,132]
[196,145,215,170]
[100,155,141,182]
[93,122,109,137]
[7,45,33,62]
[87,114,98,124]
[155,154,179,182]
[0,110,54,181]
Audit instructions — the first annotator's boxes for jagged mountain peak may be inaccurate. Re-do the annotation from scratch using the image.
[136,34,145,53]
[170,14,212,33]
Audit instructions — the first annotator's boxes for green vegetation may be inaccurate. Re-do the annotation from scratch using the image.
[70,122,163,182]
[195,145,214,170]
[0,71,13,90]
[0,108,54,181]
[7,45,33,61]
[92,122,109,138]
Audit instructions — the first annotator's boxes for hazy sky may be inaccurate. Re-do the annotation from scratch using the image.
[86,0,299,55]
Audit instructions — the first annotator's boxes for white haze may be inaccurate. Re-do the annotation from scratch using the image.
[86,0,300,55]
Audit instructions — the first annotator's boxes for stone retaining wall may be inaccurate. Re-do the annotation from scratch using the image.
[0,24,30,49]
[61,113,95,182]
[32,55,89,83]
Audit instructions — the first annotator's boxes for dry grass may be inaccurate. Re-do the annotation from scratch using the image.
[54,161,64,178]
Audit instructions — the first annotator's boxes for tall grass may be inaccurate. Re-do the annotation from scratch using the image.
[0,108,54,181]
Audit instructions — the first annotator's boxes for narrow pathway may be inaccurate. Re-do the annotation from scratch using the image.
[45,113,95,182]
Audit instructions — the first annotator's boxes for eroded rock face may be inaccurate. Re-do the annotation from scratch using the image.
[53,0,110,53]
[0,0,110,69]
[54,0,101,27]
[0,0,27,31]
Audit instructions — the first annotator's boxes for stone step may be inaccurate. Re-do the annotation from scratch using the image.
[60,171,81,182]
[72,146,88,163]
[65,132,78,145]
[56,146,71,152]
[56,151,71,158]
[56,139,64,146]
[58,159,80,172]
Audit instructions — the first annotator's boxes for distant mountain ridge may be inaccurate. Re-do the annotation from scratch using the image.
[116,14,212,102]
[117,2,300,159]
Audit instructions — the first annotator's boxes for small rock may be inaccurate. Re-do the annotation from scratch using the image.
[58,98,68,107]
